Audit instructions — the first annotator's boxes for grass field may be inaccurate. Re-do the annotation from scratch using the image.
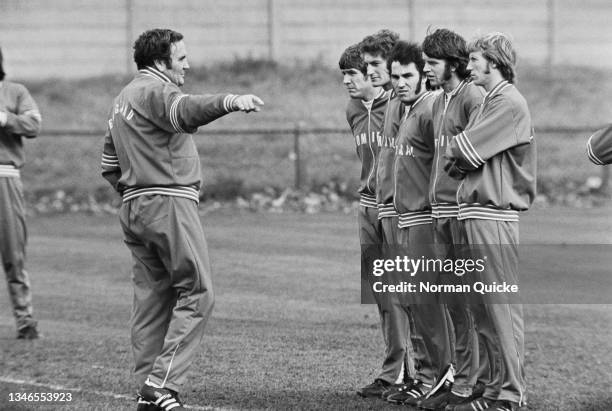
[1,207,611,410]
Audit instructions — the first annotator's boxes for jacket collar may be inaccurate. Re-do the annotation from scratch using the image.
[410,90,434,110]
[447,79,469,99]
[139,66,173,84]
[404,90,434,120]
[485,80,511,100]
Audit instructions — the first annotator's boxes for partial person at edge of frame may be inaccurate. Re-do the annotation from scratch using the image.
[586,123,612,165]
[0,46,43,341]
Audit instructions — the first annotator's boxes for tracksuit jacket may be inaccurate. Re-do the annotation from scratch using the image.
[345,88,390,208]
[587,124,612,165]
[392,91,436,228]
[429,80,484,219]
[101,67,239,202]
[446,80,536,220]
[0,81,42,177]
[377,92,403,218]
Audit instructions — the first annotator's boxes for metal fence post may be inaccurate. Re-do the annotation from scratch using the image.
[407,0,416,41]
[546,0,556,71]
[293,122,302,190]
[267,0,279,61]
[125,0,134,76]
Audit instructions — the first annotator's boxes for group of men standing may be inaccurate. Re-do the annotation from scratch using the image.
[2,22,610,411]
[341,28,536,411]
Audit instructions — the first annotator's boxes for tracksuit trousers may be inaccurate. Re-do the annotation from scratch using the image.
[432,217,481,396]
[359,206,415,384]
[396,223,452,385]
[0,176,36,332]
[459,219,526,405]
[119,194,215,393]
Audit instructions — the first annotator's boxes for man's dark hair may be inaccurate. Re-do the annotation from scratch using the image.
[339,43,367,76]
[360,29,400,61]
[422,28,470,80]
[0,47,5,81]
[388,41,425,74]
[133,28,184,70]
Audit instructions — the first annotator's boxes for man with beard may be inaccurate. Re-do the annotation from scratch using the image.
[417,28,486,411]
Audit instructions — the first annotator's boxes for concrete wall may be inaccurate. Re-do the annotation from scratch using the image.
[1,0,611,79]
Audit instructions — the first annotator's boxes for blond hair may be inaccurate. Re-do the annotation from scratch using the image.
[468,32,517,83]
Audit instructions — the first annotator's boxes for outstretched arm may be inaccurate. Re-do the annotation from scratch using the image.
[148,84,264,134]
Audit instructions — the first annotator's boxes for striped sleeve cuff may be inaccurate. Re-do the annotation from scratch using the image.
[0,164,20,177]
[101,153,120,169]
[586,135,605,165]
[224,94,239,112]
[455,132,485,168]
[170,94,189,133]
[359,193,378,208]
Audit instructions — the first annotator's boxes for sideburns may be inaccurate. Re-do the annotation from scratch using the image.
[415,72,423,94]
[442,63,453,81]
[484,62,491,75]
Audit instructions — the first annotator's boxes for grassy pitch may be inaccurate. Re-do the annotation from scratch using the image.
[0,207,611,410]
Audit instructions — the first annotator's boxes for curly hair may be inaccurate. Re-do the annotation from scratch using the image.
[422,28,470,80]
[133,28,184,70]
[339,43,367,76]
[468,32,517,83]
[360,29,400,61]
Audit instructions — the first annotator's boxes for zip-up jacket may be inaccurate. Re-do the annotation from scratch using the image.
[445,80,536,221]
[101,67,239,203]
[376,92,403,218]
[393,91,436,228]
[587,124,612,165]
[0,81,42,177]
[345,88,389,207]
[429,80,484,218]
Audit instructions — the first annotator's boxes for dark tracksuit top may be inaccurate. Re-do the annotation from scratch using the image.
[345,88,390,207]
[376,92,403,219]
[0,81,42,177]
[446,80,536,220]
[429,80,484,219]
[101,67,239,202]
[587,124,612,165]
[392,91,436,228]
